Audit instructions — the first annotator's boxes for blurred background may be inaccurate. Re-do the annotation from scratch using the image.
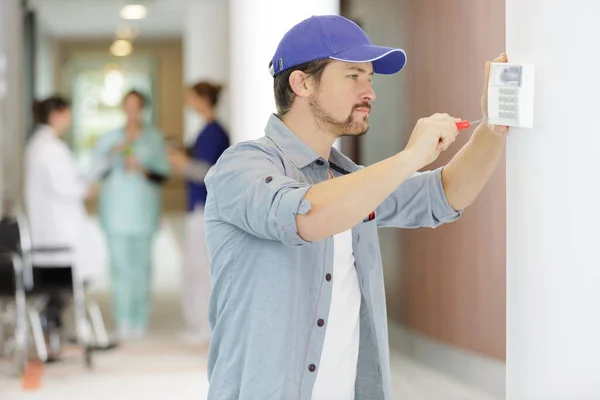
[0,0,510,399]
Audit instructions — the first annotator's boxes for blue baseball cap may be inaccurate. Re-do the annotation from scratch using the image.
[270,15,407,77]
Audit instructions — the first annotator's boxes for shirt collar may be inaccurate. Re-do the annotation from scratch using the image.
[329,146,360,174]
[36,124,58,139]
[38,124,54,133]
[264,114,360,173]
[265,114,320,169]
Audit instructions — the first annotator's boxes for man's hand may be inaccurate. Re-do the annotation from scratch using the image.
[403,113,461,170]
[481,53,510,136]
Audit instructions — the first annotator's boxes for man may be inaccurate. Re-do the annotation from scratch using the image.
[204,15,508,400]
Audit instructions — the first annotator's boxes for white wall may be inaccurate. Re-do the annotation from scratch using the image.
[34,20,55,99]
[229,0,340,144]
[0,11,6,217]
[506,0,600,397]
[0,0,24,215]
[182,0,229,146]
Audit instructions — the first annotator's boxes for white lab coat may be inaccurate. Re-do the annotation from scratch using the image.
[24,125,93,279]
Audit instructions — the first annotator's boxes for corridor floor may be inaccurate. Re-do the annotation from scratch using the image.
[0,335,498,400]
[0,217,500,399]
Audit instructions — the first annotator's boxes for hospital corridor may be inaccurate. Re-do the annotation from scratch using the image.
[0,216,497,400]
[0,0,598,399]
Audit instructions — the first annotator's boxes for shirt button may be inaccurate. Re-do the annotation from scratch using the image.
[265,176,273,183]
[316,160,324,166]
[317,319,324,327]
[308,364,316,372]
[325,273,332,282]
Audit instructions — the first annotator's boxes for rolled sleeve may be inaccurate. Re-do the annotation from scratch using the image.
[376,167,462,229]
[205,142,313,247]
[275,184,313,246]
[429,167,463,223]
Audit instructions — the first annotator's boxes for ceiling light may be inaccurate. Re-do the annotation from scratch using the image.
[120,5,147,20]
[110,40,133,57]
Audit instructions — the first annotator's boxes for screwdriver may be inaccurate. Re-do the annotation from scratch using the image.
[456,118,483,130]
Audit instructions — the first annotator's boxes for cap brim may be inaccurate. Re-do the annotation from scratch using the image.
[330,45,407,74]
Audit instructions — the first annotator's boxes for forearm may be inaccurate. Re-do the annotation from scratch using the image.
[442,122,506,210]
[297,150,420,242]
[182,159,211,183]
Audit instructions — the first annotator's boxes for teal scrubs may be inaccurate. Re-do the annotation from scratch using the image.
[92,127,170,331]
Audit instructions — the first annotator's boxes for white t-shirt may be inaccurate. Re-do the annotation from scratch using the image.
[311,228,361,399]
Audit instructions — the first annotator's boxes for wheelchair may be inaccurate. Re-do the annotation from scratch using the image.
[0,212,30,375]
[0,211,114,376]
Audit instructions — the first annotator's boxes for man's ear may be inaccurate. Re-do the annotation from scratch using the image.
[289,70,314,99]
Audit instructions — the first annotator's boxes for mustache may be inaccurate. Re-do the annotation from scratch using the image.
[353,102,372,111]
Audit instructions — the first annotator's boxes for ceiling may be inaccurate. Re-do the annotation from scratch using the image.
[29,0,186,39]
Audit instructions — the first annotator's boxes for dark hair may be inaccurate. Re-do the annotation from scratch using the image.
[270,58,332,117]
[191,82,224,107]
[123,90,149,107]
[32,96,70,124]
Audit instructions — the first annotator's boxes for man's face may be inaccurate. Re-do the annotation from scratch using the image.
[309,61,376,137]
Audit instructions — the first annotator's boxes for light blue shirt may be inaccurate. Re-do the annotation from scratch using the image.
[204,114,462,399]
[92,126,170,236]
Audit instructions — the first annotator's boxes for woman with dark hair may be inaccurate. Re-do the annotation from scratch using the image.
[167,81,229,345]
[24,96,95,353]
[91,90,170,340]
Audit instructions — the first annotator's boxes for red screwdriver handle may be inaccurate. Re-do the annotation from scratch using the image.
[456,120,470,130]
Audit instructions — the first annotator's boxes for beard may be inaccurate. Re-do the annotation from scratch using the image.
[309,96,371,137]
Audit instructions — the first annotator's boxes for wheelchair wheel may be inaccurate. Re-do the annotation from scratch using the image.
[11,345,27,377]
[48,328,61,359]
[84,345,93,369]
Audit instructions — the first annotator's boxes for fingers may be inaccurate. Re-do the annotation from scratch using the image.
[437,135,454,152]
[494,53,508,63]
[426,114,458,153]
[484,53,508,90]
[430,113,457,127]
[484,61,491,92]
[430,113,459,136]
[490,124,510,134]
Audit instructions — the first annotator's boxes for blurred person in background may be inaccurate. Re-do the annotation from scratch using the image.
[167,81,229,345]
[92,90,170,340]
[25,96,96,344]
